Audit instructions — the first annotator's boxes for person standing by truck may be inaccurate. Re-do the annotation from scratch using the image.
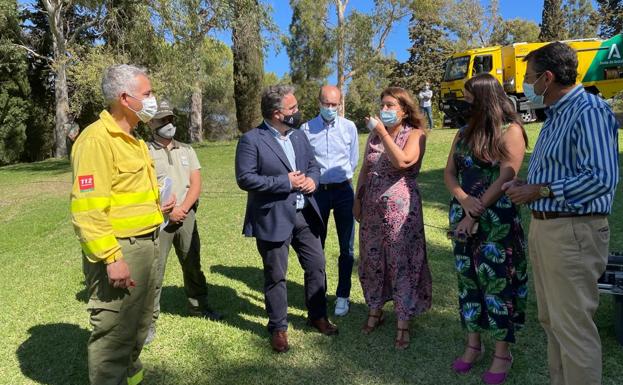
[418,82,434,130]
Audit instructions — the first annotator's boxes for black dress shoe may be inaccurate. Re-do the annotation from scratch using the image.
[188,306,223,321]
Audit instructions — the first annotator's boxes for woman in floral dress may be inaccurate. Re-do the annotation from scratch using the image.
[353,87,431,350]
[444,74,528,384]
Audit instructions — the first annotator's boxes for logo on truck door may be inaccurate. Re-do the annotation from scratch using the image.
[607,44,621,60]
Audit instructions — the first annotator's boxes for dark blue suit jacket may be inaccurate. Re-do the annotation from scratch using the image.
[235,122,323,242]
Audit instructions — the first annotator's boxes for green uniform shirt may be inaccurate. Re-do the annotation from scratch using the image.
[147,139,201,204]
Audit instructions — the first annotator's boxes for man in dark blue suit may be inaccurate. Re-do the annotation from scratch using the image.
[235,85,338,353]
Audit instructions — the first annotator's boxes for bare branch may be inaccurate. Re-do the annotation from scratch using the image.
[68,4,105,46]
[13,44,53,63]
[373,4,408,54]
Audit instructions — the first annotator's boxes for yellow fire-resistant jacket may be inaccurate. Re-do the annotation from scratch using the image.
[70,110,163,264]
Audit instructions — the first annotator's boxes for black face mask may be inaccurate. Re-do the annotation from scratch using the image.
[282,110,302,128]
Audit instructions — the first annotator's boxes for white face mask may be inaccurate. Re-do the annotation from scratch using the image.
[128,94,158,122]
[156,123,176,139]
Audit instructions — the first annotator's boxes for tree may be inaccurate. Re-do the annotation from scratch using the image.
[286,0,333,122]
[334,0,409,115]
[563,0,597,39]
[391,0,451,96]
[539,0,567,41]
[440,0,501,50]
[0,0,30,164]
[232,0,265,133]
[16,0,106,158]
[102,1,159,66]
[489,18,541,45]
[154,37,236,141]
[152,0,229,142]
[346,58,393,129]
[597,0,623,38]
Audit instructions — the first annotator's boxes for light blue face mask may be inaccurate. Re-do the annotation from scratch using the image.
[523,72,547,105]
[380,110,401,127]
[320,106,338,122]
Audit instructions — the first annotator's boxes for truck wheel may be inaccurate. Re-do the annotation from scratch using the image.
[520,109,536,123]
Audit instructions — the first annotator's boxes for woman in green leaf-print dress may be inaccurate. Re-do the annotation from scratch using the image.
[444,74,528,384]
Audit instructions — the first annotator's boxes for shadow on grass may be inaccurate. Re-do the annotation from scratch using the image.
[211,264,311,312]
[17,323,89,385]
[159,283,294,337]
[1,158,70,174]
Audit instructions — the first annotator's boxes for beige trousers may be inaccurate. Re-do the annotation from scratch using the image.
[528,216,609,385]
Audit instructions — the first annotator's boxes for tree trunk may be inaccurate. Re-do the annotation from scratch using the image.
[54,58,69,157]
[189,85,203,142]
[44,0,70,158]
[336,0,347,116]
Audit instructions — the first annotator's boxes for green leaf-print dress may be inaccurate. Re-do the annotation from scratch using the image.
[449,133,528,343]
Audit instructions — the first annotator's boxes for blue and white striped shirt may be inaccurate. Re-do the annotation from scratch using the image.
[527,85,619,214]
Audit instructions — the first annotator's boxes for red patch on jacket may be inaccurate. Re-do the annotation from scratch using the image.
[78,175,94,192]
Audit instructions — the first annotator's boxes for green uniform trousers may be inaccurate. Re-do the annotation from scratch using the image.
[153,208,208,322]
[83,234,159,385]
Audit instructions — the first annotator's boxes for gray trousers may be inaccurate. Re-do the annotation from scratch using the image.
[153,209,209,322]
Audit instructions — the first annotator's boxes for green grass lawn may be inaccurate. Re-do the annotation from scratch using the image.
[1,124,623,385]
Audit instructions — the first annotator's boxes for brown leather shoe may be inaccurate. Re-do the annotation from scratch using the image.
[307,317,339,336]
[270,330,289,353]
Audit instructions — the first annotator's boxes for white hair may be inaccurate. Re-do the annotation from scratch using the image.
[101,64,148,104]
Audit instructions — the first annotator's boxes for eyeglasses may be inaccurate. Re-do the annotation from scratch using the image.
[524,72,544,81]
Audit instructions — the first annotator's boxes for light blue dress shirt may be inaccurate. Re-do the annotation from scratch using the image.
[301,115,359,184]
[265,121,305,209]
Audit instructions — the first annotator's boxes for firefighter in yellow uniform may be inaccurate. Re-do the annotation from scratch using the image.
[70,64,174,385]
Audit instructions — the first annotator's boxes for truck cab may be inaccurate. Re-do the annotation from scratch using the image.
[440,46,506,127]
[439,35,623,128]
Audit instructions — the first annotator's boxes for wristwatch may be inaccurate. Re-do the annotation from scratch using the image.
[539,184,552,198]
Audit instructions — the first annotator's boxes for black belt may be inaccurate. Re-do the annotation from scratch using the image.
[126,229,159,240]
[319,181,350,191]
[531,210,607,220]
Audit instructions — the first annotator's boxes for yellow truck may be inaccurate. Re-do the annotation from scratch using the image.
[440,34,623,126]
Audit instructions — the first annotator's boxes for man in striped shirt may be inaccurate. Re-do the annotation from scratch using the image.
[505,42,619,385]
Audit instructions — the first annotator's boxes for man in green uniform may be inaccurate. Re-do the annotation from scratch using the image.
[71,64,175,385]
[146,101,222,343]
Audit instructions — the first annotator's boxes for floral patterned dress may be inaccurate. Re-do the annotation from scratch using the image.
[358,125,432,321]
[449,132,528,342]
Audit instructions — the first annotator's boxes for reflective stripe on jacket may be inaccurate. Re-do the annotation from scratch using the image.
[70,110,163,263]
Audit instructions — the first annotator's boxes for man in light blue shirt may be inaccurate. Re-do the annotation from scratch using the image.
[301,85,359,316]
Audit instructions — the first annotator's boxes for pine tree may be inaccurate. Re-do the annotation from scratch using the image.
[393,1,451,97]
[563,0,597,39]
[286,0,333,122]
[596,0,623,38]
[0,0,31,164]
[539,0,567,41]
[232,0,264,133]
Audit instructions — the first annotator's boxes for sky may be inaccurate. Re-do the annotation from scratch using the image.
[254,0,597,80]
[17,0,600,80]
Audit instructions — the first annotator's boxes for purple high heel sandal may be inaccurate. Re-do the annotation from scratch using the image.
[481,353,513,384]
[451,343,484,374]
